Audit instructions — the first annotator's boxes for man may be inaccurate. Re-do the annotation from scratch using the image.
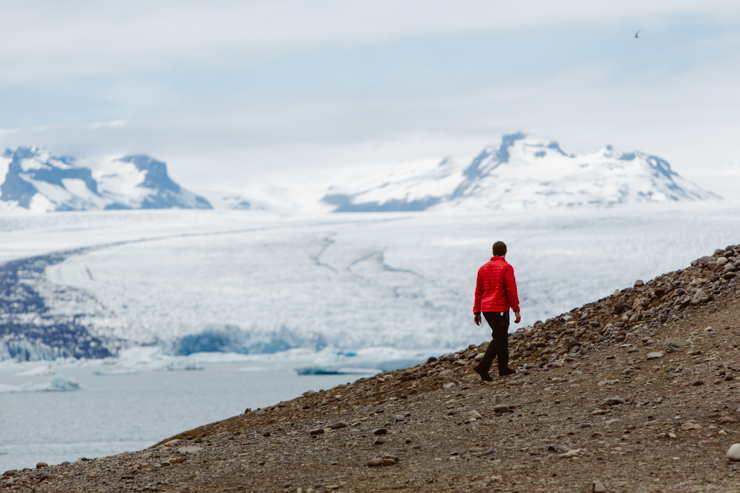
[473,241,521,381]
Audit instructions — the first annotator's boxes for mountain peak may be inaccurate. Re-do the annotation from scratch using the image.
[322,134,720,212]
[0,147,211,212]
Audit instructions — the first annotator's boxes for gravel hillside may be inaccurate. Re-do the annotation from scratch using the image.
[3,244,740,492]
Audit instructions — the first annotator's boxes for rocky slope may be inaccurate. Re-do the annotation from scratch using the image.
[2,245,740,492]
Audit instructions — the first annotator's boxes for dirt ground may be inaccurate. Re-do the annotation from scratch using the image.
[2,245,740,493]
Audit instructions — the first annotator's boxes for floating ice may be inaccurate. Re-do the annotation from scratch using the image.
[0,376,79,393]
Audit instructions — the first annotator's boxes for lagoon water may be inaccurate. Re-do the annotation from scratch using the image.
[0,361,359,472]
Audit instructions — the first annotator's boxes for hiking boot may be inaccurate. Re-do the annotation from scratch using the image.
[474,365,493,382]
[499,367,516,376]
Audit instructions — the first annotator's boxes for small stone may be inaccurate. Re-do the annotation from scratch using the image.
[691,380,706,386]
[719,416,737,425]
[693,289,709,302]
[726,373,735,381]
[681,420,702,431]
[309,428,325,435]
[548,444,570,453]
[405,438,412,444]
[727,444,740,461]
[577,423,592,429]
[602,397,626,406]
[493,404,511,414]
[329,422,348,429]
[470,410,483,420]
[177,446,203,454]
[35,462,48,469]
[605,419,622,426]
[592,480,607,493]
[592,409,609,415]
[367,458,383,467]
[374,437,386,445]
[634,280,644,287]
[394,415,405,422]
[412,444,422,450]
[373,428,388,435]
[381,458,396,466]
[647,352,664,360]
[559,448,581,458]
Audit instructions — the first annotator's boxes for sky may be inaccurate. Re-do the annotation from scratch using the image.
[1,1,739,197]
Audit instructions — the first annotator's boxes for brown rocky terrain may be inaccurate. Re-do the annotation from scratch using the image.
[2,244,740,493]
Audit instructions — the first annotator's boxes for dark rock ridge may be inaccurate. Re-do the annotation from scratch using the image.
[0,147,211,211]
[0,250,119,361]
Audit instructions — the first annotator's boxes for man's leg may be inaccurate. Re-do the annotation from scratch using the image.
[475,328,498,373]
[492,312,510,375]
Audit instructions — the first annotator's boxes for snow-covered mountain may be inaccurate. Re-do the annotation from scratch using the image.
[0,147,211,212]
[323,133,720,212]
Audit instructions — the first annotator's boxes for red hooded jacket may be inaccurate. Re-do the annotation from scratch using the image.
[473,256,520,313]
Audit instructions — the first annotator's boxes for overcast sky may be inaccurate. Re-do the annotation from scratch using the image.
[1,1,739,196]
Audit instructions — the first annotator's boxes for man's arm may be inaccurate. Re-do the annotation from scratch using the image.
[504,265,521,324]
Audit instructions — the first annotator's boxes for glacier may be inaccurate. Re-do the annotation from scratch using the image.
[1,205,739,363]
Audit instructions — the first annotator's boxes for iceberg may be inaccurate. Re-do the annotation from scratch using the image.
[0,376,79,393]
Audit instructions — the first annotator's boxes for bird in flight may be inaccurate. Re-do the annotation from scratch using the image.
[634,30,640,39]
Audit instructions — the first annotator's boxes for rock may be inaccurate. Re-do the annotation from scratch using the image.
[329,422,348,429]
[373,428,388,436]
[309,428,325,435]
[726,373,735,381]
[470,410,483,420]
[262,430,271,437]
[559,448,581,458]
[681,421,702,431]
[374,437,386,445]
[177,446,203,454]
[405,438,412,444]
[605,419,622,426]
[719,416,737,425]
[493,404,511,414]
[394,415,405,422]
[693,289,709,302]
[548,444,570,453]
[717,257,729,266]
[475,353,486,361]
[592,480,607,493]
[367,458,384,467]
[727,444,740,461]
[691,380,706,386]
[412,444,422,450]
[577,423,592,429]
[634,280,644,287]
[592,409,610,415]
[438,369,454,379]
[647,352,664,360]
[35,462,47,469]
[602,397,626,406]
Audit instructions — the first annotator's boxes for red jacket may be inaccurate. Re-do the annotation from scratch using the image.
[474,256,520,313]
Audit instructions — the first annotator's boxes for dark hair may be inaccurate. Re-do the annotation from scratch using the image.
[492,241,507,256]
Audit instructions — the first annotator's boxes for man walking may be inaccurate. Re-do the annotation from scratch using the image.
[473,241,521,381]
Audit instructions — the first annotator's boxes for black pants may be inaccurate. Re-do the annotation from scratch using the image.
[478,311,510,375]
